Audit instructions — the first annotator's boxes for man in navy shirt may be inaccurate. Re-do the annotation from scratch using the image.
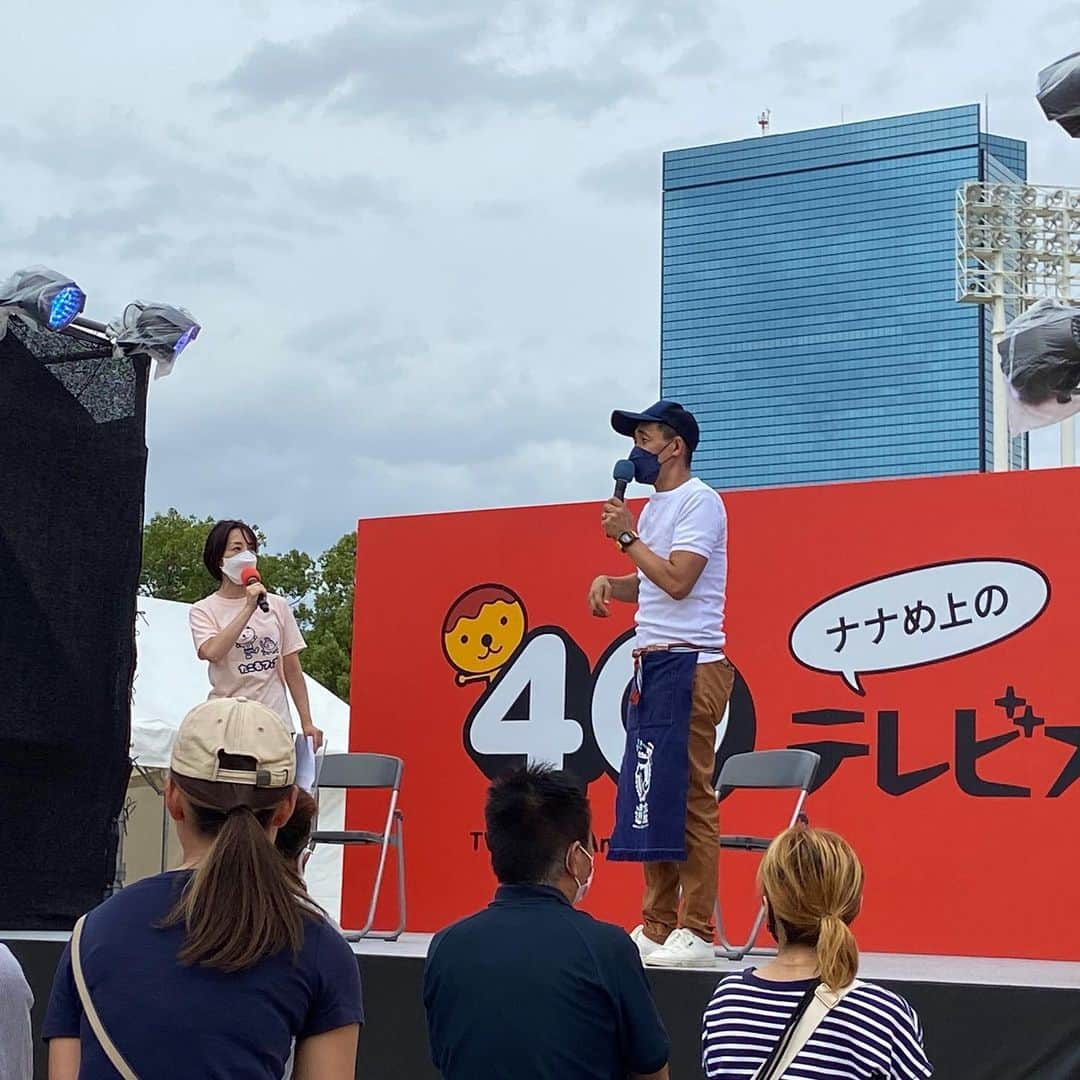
[424,765,670,1080]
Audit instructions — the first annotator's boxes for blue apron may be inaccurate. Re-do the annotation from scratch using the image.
[608,649,698,862]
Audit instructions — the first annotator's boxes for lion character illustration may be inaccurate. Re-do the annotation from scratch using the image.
[442,584,527,687]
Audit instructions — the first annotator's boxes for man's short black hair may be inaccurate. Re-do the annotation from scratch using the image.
[202,520,259,583]
[658,422,693,466]
[485,765,591,885]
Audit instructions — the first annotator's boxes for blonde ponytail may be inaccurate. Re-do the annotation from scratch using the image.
[759,826,864,989]
[816,912,859,990]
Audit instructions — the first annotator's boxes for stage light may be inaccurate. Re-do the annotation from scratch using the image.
[172,323,199,358]
[0,265,86,332]
[48,285,85,329]
[110,301,201,378]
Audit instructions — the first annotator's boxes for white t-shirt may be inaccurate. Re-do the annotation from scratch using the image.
[635,476,727,661]
[189,593,306,729]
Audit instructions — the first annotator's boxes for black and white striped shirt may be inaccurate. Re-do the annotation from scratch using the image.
[702,969,932,1079]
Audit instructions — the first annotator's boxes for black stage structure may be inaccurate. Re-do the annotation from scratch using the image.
[0,320,149,928]
[6,933,1079,1079]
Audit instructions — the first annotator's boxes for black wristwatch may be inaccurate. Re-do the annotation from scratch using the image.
[617,530,639,551]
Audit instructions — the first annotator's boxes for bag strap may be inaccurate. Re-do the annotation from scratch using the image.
[752,978,864,1080]
[71,915,140,1080]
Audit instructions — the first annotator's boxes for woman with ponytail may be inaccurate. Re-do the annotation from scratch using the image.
[44,699,362,1080]
[701,825,931,1079]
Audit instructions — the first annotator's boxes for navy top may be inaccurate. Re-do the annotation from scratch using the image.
[424,884,669,1080]
[43,870,363,1079]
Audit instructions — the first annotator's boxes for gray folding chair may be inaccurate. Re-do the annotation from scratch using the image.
[309,753,406,941]
[714,748,821,960]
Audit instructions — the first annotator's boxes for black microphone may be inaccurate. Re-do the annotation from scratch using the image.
[612,459,635,501]
[240,566,270,613]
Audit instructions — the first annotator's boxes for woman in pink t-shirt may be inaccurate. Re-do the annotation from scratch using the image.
[189,520,324,749]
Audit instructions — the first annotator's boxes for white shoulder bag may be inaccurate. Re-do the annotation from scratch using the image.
[751,979,864,1080]
[71,915,141,1080]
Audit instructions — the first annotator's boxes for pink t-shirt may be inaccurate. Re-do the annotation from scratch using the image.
[189,593,306,729]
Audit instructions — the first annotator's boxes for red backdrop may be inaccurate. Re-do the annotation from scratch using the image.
[348,469,1080,961]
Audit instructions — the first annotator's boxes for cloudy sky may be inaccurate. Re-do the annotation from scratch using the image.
[3,0,1078,555]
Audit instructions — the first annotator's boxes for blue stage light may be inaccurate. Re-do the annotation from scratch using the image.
[111,301,201,377]
[172,323,200,358]
[0,266,87,333]
[47,284,86,330]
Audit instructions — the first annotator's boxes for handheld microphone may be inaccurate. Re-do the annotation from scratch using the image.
[612,459,635,501]
[240,566,270,613]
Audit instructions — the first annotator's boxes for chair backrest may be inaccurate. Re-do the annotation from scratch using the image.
[315,752,403,791]
[717,749,820,795]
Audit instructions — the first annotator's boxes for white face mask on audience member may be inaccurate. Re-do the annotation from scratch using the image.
[566,839,595,904]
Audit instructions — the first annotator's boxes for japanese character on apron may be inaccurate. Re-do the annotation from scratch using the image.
[608,644,719,862]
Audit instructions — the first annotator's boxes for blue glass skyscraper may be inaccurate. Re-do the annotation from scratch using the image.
[661,105,1027,489]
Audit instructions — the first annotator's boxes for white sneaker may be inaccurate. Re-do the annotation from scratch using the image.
[630,925,663,961]
[644,928,716,968]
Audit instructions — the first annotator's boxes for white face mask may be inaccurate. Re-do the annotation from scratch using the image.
[221,550,257,586]
[567,842,595,905]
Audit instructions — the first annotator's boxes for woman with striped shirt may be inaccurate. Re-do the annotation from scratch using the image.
[701,826,932,1079]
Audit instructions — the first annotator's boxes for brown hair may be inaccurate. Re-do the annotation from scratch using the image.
[443,584,523,633]
[759,826,863,990]
[163,768,321,973]
[275,788,318,865]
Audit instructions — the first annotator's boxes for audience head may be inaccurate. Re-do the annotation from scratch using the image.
[759,825,864,990]
[484,765,594,905]
[165,697,316,972]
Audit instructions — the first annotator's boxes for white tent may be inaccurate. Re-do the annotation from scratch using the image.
[130,596,348,921]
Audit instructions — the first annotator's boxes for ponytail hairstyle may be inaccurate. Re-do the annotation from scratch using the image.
[758,826,864,990]
[162,763,322,973]
[275,787,318,869]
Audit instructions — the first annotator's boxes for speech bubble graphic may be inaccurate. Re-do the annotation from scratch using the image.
[789,559,1050,695]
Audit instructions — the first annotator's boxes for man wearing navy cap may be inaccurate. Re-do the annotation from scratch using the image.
[588,400,733,968]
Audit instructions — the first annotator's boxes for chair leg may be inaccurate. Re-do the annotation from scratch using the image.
[713,786,812,960]
[714,898,740,959]
[342,812,406,942]
[714,883,778,961]
[389,814,406,940]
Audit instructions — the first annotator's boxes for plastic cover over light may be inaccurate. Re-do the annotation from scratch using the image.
[109,301,201,379]
[0,266,86,333]
[1038,52,1080,137]
[998,299,1080,434]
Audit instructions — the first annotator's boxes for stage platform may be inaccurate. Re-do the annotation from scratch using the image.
[5,931,1079,1078]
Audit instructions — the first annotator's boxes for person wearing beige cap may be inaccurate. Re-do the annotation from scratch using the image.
[43,698,363,1080]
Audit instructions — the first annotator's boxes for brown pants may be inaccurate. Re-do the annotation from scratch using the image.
[642,658,734,944]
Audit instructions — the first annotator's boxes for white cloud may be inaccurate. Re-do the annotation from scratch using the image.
[1,0,1076,555]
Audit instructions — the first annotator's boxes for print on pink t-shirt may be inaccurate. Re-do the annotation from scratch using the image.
[188,593,306,730]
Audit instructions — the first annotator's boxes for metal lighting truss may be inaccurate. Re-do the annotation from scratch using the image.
[957,181,1080,469]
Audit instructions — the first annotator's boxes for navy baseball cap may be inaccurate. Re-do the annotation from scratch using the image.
[611,400,700,453]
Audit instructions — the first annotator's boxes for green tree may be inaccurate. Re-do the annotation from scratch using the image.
[139,509,217,602]
[140,510,354,702]
[258,547,318,627]
[302,532,355,702]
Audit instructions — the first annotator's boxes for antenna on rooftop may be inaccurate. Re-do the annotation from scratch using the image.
[758,110,771,136]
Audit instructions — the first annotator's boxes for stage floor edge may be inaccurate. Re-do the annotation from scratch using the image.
[5,932,1080,1079]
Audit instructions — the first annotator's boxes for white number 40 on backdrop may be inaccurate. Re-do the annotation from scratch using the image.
[464,628,747,784]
